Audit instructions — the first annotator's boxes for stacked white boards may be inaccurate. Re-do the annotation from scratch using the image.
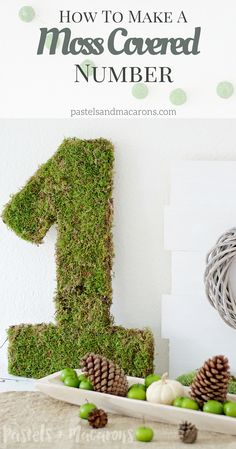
[162,161,236,378]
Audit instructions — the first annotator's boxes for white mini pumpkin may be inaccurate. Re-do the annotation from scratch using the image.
[146,373,184,405]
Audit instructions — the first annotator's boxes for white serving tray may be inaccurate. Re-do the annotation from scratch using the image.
[36,370,236,436]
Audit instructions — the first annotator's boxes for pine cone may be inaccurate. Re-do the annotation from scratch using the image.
[88,409,108,428]
[179,421,198,444]
[80,353,128,397]
[190,355,230,406]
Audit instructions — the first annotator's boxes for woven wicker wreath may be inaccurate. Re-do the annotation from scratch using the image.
[205,228,236,329]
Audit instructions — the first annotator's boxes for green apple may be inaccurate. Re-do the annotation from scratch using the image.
[64,376,80,388]
[135,426,154,442]
[127,386,146,401]
[79,380,94,391]
[78,373,88,383]
[181,398,200,411]
[60,368,77,382]
[144,374,161,388]
[224,401,236,417]
[79,402,97,419]
[224,400,230,406]
[172,397,185,407]
[203,400,224,415]
[128,383,146,391]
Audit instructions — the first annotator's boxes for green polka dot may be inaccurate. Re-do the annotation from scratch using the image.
[132,83,148,99]
[45,34,60,50]
[170,88,187,106]
[216,81,234,99]
[19,5,35,22]
[80,60,95,77]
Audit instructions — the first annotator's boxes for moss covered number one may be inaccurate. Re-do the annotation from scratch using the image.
[2,138,154,378]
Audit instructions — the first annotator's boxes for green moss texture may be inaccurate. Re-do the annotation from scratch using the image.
[2,138,154,378]
[176,371,197,386]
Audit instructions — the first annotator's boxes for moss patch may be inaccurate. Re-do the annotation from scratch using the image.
[2,138,154,378]
[176,370,197,386]
[177,370,236,394]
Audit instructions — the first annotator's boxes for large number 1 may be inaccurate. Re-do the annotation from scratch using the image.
[3,138,154,378]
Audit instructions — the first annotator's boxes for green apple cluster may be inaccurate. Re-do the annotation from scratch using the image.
[172,396,236,418]
[60,368,93,390]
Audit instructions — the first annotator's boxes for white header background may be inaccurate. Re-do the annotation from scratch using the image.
[0,0,236,118]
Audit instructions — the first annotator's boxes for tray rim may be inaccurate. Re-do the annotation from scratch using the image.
[35,370,236,428]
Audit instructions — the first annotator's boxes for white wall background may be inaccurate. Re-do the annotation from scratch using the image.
[1,119,236,378]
